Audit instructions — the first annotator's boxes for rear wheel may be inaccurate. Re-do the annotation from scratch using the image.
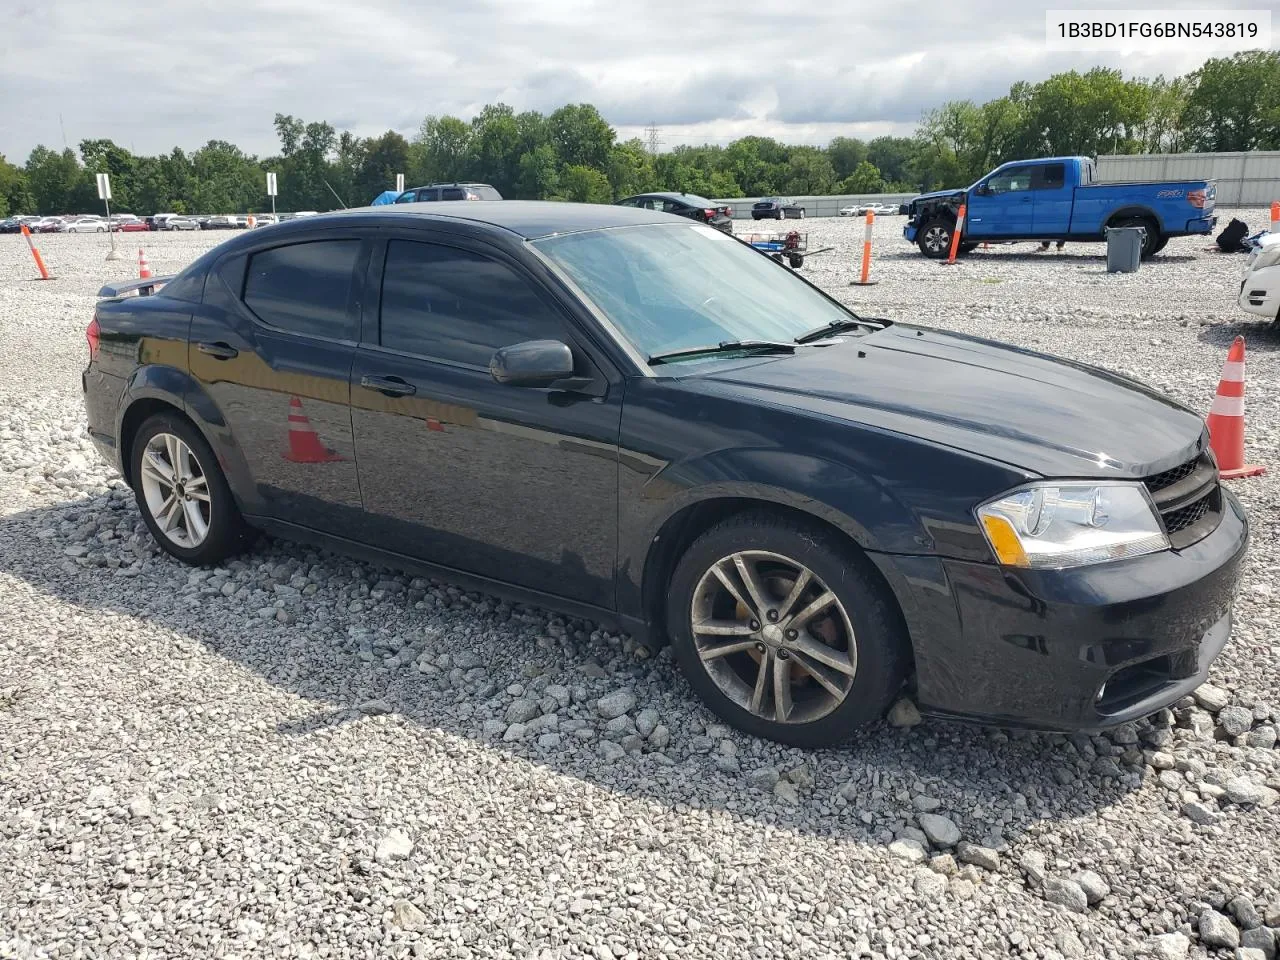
[666,510,909,747]
[1111,215,1161,259]
[777,209,786,220]
[917,219,954,258]
[1147,235,1169,256]
[130,412,250,565]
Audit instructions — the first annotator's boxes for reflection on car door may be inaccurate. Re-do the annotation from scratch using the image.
[349,235,623,608]
[189,232,368,535]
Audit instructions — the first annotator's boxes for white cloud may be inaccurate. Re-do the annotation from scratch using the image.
[0,0,1258,160]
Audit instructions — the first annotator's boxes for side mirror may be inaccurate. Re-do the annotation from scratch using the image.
[490,339,578,388]
[973,183,989,196]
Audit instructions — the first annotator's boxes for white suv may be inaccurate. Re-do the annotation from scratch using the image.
[1239,232,1280,323]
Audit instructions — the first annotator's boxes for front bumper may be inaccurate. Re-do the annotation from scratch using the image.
[1239,265,1280,321]
[903,223,918,242]
[878,488,1248,731]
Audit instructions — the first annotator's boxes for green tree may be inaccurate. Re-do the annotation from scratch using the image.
[558,164,612,203]
[547,104,615,169]
[866,137,916,185]
[26,146,86,214]
[515,144,559,199]
[836,161,886,194]
[605,139,657,199]
[0,154,32,216]
[415,115,473,183]
[827,136,869,179]
[470,103,520,195]
[1183,51,1280,151]
[782,147,836,195]
[356,130,409,202]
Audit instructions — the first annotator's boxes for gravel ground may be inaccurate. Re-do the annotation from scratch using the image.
[2,216,1278,960]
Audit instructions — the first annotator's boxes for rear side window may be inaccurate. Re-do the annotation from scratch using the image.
[1034,163,1066,189]
[243,240,361,340]
[379,240,565,367]
[440,187,466,200]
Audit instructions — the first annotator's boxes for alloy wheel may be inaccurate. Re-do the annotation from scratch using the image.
[690,550,857,724]
[923,225,949,253]
[138,432,212,548]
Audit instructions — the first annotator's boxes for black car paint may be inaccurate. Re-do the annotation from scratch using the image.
[84,201,1246,731]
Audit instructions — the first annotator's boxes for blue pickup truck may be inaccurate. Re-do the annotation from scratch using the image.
[903,156,1216,259]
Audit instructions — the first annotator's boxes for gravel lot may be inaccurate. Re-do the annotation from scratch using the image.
[2,215,1279,960]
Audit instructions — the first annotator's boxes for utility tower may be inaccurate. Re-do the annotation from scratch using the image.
[644,123,663,155]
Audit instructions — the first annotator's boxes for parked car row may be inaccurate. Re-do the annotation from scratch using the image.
[1,212,313,234]
[839,202,900,217]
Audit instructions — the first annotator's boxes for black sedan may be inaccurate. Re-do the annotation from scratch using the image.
[616,192,733,232]
[83,201,1246,747]
[752,197,805,220]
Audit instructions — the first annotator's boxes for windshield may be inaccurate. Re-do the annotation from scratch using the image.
[533,223,859,361]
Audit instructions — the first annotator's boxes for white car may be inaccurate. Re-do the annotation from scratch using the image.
[1239,232,1280,322]
[58,217,107,233]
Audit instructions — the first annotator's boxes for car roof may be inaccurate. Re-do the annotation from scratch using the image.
[298,200,675,240]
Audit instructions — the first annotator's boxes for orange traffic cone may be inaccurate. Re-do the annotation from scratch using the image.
[1207,336,1264,479]
[138,248,151,279]
[283,396,345,463]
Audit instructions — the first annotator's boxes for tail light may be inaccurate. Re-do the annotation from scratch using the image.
[86,315,101,362]
[1188,189,1206,209]
[720,206,732,218]
[704,208,717,220]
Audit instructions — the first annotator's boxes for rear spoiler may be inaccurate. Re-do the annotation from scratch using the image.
[97,275,176,298]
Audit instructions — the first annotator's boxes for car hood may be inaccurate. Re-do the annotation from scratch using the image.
[909,189,965,205]
[702,324,1205,478]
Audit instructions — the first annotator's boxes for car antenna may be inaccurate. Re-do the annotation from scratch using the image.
[321,178,349,209]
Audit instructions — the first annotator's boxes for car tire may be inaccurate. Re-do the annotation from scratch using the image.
[1112,215,1161,259]
[916,219,954,258]
[1147,235,1169,256]
[665,509,909,748]
[130,412,252,566]
[777,209,785,220]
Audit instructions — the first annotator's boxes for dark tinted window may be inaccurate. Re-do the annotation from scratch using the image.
[440,187,467,200]
[1034,163,1066,189]
[379,240,565,366]
[393,192,415,204]
[243,240,360,340]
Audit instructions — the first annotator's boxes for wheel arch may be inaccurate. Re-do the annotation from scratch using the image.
[1105,205,1163,233]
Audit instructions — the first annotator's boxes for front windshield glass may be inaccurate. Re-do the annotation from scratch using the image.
[533,223,857,360]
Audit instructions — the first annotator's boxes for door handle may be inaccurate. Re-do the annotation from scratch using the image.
[197,341,238,360]
[360,374,417,397]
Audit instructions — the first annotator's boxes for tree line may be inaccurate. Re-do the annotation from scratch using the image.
[1,50,1277,217]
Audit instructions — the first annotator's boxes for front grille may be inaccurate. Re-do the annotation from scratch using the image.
[1142,453,1221,549]
[1145,458,1198,492]
[1162,493,1213,534]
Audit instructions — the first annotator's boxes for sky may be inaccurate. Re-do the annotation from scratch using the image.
[0,0,1270,161]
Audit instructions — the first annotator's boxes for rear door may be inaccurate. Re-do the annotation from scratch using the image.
[1030,162,1072,234]
[189,230,369,534]
[349,232,623,607]
[967,164,1035,237]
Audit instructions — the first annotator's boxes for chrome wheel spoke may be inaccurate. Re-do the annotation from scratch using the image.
[161,497,183,533]
[142,453,174,485]
[164,435,181,477]
[790,650,849,699]
[749,649,772,714]
[711,561,754,615]
[787,590,836,630]
[694,619,756,637]
[182,499,208,542]
[698,639,760,661]
[791,634,857,677]
[772,657,794,722]
[776,568,812,620]
[732,554,771,617]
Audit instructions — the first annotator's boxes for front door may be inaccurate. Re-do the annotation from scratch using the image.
[966,164,1035,238]
[189,232,368,535]
[349,235,622,608]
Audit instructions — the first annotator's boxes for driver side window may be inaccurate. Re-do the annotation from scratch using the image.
[986,169,1033,194]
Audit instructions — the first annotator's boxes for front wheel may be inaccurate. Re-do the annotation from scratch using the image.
[916,219,954,258]
[666,510,909,747]
[130,412,251,565]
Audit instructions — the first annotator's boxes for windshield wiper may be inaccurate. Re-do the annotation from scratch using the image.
[794,317,885,344]
[648,340,797,366]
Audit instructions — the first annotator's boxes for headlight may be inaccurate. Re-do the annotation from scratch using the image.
[976,481,1169,569]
